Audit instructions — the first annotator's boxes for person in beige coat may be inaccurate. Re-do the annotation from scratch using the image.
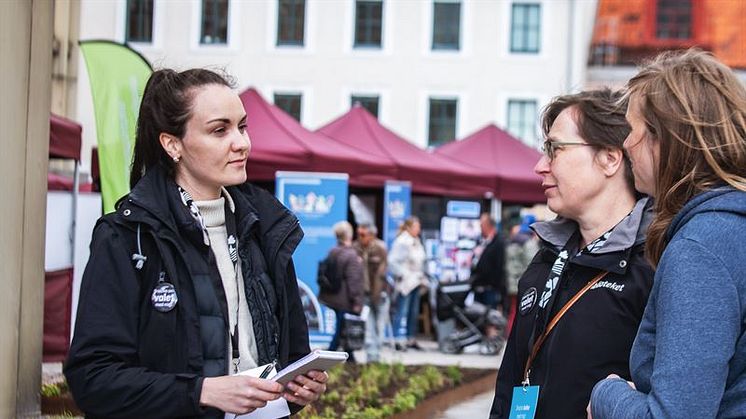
[388,216,427,351]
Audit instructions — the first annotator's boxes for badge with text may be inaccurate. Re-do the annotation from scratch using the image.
[509,385,539,419]
[519,287,537,316]
[151,282,178,312]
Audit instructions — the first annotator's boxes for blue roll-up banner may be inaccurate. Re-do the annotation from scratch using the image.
[383,181,412,250]
[276,171,349,346]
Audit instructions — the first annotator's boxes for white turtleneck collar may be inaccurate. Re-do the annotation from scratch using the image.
[194,187,235,228]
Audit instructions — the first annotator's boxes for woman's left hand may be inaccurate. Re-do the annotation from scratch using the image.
[282,370,328,406]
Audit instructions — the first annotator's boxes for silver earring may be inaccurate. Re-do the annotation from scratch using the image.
[173,156,180,163]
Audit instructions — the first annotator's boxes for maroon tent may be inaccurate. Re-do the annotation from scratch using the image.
[45,113,83,362]
[50,113,82,160]
[317,106,495,197]
[240,88,396,187]
[435,124,545,203]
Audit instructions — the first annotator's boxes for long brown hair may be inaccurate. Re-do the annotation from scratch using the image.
[628,49,746,266]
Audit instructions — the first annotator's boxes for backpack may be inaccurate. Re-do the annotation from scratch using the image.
[317,254,341,293]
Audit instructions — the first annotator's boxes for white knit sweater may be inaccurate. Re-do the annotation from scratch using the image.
[195,192,258,372]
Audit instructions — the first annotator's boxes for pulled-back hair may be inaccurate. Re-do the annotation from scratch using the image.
[130,68,234,188]
[541,88,634,191]
[397,216,420,235]
[628,49,746,266]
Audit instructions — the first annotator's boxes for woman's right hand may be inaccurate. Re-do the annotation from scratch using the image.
[199,375,284,414]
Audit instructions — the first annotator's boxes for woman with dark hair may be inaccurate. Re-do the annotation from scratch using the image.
[589,50,746,419]
[490,88,655,419]
[65,68,326,417]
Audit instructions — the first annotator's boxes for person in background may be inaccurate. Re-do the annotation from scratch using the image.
[471,213,507,312]
[491,88,654,419]
[319,221,364,363]
[388,216,428,351]
[64,68,325,418]
[505,214,540,334]
[353,223,390,363]
[589,49,746,419]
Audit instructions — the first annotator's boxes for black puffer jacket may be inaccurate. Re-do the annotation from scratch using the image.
[65,166,309,418]
[490,198,655,419]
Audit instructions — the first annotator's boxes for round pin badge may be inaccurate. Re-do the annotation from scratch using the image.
[151,282,178,312]
[519,287,538,316]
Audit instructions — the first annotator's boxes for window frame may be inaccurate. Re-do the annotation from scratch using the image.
[125,0,154,44]
[431,0,461,51]
[427,97,459,147]
[509,2,541,54]
[273,92,304,122]
[276,0,306,47]
[353,0,384,49]
[655,0,693,40]
[506,98,539,147]
[350,94,380,118]
[190,0,240,51]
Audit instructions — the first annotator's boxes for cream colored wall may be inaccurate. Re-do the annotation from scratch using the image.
[0,0,53,416]
[74,0,596,170]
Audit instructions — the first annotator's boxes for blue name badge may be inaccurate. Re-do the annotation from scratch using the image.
[508,385,539,419]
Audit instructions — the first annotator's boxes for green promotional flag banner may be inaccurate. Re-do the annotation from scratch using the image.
[80,40,152,213]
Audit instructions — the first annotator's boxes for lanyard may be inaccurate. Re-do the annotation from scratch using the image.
[522,270,609,386]
[223,198,241,373]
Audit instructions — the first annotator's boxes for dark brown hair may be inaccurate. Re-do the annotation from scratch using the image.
[541,88,634,191]
[627,49,746,266]
[130,68,234,188]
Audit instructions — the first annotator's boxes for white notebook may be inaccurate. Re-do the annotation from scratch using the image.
[271,349,349,385]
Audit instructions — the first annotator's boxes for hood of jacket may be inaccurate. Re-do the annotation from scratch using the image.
[667,186,746,240]
[531,197,653,274]
[119,165,302,262]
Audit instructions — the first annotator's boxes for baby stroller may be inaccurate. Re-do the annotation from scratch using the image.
[436,280,507,355]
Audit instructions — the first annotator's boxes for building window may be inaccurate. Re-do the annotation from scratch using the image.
[507,99,538,146]
[656,0,692,40]
[428,98,458,147]
[351,95,379,118]
[125,0,153,43]
[277,0,305,46]
[432,1,460,50]
[201,0,229,45]
[510,3,541,54]
[354,0,383,48]
[274,93,302,122]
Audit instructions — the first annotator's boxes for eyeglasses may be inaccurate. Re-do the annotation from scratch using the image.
[541,140,594,160]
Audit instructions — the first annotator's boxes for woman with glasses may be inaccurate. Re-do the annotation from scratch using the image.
[490,89,655,419]
[589,50,746,419]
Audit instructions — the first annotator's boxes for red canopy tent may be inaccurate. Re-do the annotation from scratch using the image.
[49,114,91,191]
[239,88,396,187]
[435,124,545,203]
[317,106,495,197]
[45,113,84,362]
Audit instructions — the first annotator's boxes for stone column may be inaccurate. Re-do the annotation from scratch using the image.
[0,0,53,416]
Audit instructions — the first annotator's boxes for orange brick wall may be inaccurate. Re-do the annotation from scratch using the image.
[592,0,746,69]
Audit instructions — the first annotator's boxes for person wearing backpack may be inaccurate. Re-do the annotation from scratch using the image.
[318,221,364,362]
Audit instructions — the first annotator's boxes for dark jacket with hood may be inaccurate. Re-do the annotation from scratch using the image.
[471,234,507,299]
[64,166,310,418]
[318,245,365,313]
[490,197,655,419]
